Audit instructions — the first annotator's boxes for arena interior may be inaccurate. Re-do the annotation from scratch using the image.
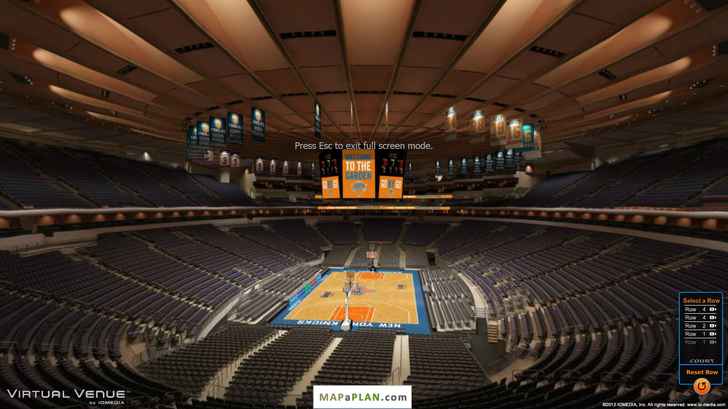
[0,0,727,408]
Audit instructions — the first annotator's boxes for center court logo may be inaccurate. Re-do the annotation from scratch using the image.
[314,385,411,409]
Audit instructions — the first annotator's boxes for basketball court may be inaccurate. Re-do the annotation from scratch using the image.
[271,268,431,334]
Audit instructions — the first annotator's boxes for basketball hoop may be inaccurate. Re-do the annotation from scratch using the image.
[341,271,357,332]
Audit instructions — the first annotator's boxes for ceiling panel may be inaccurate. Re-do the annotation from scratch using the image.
[219,74,270,99]
[351,66,392,91]
[401,39,463,68]
[498,51,561,81]
[341,0,415,66]
[575,0,668,26]
[469,75,519,101]
[417,96,452,114]
[256,68,307,95]
[286,38,343,67]
[300,66,347,92]
[433,71,484,96]
[394,67,440,93]
[259,0,335,32]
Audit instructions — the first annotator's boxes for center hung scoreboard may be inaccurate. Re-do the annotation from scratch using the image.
[319,148,407,200]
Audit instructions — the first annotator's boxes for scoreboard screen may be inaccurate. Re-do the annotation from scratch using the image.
[377,149,406,199]
[320,148,407,200]
[379,176,403,199]
[321,176,340,199]
[319,149,341,199]
[342,149,376,199]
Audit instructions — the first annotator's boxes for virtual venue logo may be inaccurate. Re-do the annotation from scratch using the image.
[7,388,128,406]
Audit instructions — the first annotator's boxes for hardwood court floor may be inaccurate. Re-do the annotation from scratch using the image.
[284,270,419,324]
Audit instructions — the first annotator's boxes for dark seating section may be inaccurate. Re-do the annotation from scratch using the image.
[139,323,274,396]
[178,225,298,275]
[515,138,728,208]
[0,287,179,409]
[0,216,725,408]
[401,222,449,246]
[231,225,316,261]
[315,221,358,245]
[225,328,333,406]
[87,233,240,309]
[404,335,487,401]
[265,219,328,254]
[513,172,588,207]
[361,219,403,243]
[434,219,727,405]
[134,228,258,288]
[14,143,147,207]
[232,265,321,323]
[298,331,395,407]
[0,140,91,209]
[192,175,253,205]
[0,138,251,209]
[0,250,209,333]
[420,269,474,330]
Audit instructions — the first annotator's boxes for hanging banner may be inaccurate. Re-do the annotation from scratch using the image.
[227,112,243,144]
[520,123,543,159]
[491,114,507,146]
[314,102,322,139]
[507,118,523,149]
[209,116,226,147]
[251,107,266,142]
[196,121,211,146]
[186,125,205,161]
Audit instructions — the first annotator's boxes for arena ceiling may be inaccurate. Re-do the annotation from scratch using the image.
[0,0,727,167]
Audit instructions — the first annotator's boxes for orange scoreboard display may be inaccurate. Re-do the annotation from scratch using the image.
[342,149,376,199]
[319,149,341,199]
[321,176,340,199]
[377,149,406,199]
[379,176,403,199]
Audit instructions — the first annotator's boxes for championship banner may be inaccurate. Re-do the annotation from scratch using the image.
[186,125,205,161]
[187,124,198,145]
[506,118,523,149]
[196,120,211,146]
[209,115,226,147]
[251,107,266,142]
[227,112,243,144]
[314,102,322,139]
[342,149,375,199]
[490,114,507,146]
[520,123,543,159]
